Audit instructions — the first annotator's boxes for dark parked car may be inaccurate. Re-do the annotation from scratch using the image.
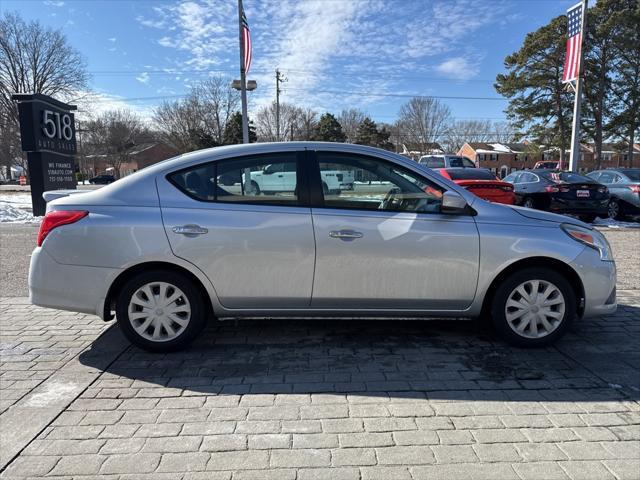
[435,168,515,205]
[586,168,640,220]
[89,174,116,185]
[503,170,609,222]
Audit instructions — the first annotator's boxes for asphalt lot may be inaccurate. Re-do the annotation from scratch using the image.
[0,222,638,479]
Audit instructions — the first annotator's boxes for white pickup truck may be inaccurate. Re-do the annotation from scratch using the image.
[246,163,355,194]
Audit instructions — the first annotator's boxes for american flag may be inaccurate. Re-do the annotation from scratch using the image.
[241,7,252,75]
[562,2,584,83]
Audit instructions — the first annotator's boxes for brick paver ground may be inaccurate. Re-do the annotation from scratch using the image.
[1,288,639,479]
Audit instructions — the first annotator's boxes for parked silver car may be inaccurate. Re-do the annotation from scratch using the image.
[586,168,640,220]
[29,143,617,352]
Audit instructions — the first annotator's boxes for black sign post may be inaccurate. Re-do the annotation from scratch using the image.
[11,93,78,216]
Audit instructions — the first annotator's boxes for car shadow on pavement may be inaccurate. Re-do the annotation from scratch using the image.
[79,304,640,402]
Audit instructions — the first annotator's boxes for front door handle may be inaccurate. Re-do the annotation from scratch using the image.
[329,229,363,241]
[172,224,208,237]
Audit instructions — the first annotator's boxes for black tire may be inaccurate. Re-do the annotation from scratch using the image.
[608,199,624,220]
[250,180,260,195]
[322,182,329,195]
[116,270,207,352]
[490,267,576,348]
[522,197,535,209]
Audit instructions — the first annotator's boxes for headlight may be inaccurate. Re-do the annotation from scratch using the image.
[561,224,613,261]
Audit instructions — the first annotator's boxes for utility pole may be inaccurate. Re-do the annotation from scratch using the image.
[275,69,286,141]
[568,0,588,172]
[237,0,249,144]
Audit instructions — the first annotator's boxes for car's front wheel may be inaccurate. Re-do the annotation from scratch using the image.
[116,270,207,352]
[491,267,576,347]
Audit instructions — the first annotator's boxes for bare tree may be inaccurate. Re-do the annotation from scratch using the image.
[0,11,89,175]
[294,108,318,140]
[397,97,452,155]
[443,120,493,153]
[83,110,148,177]
[255,102,302,142]
[153,77,239,153]
[492,121,519,144]
[338,108,367,143]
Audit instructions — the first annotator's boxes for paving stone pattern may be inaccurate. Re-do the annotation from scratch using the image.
[1,290,639,479]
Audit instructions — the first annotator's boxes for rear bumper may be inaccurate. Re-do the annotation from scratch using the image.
[548,197,609,215]
[29,247,119,318]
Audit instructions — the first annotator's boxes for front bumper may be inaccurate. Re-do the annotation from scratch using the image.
[570,247,617,318]
[29,247,119,318]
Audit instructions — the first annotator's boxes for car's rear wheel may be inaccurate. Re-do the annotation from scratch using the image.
[116,270,207,352]
[608,199,624,220]
[522,197,535,209]
[491,267,576,347]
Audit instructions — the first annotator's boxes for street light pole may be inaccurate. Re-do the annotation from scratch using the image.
[237,0,249,144]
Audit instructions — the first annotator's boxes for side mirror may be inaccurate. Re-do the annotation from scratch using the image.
[440,191,469,215]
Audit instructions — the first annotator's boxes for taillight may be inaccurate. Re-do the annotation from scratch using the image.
[500,185,513,192]
[628,185,640,194]
[598,186,608,194]
[545,186,559,193]
[37,210,88,246]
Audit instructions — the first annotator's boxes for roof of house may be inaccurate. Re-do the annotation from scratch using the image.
[464,142,529,154]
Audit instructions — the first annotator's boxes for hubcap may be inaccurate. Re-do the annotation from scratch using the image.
[608,201,618,219]
[505,280,565,339]
[128,282,191,342]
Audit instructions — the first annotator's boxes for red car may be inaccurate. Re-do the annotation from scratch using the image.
[436,168,516,205]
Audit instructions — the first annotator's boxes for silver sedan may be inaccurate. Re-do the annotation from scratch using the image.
[29,143,617,351]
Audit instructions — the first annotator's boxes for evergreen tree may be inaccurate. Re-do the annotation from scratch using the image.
[355,117,379,146]
[314,113,346,142]
[582,0,634,169]
[355,117,395,151]
[608,3,640,166]
[495,16,573,163]
[222,112,257,145]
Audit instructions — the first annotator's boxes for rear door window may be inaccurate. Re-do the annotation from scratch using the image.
[168,153,302,206]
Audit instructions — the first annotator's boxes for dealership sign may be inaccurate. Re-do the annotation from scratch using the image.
[12,93,78,216]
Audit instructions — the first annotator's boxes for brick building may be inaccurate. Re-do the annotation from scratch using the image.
[83,142,180,178]
[457,142,541,178]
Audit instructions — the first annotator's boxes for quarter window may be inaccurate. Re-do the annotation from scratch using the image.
[317,153,444,214]
[168,153,300,206]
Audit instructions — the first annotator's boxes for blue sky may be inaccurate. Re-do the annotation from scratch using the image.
[5,0,582,126]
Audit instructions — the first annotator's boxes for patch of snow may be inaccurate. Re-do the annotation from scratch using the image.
[593,217,640,229]
[0,194,40,224]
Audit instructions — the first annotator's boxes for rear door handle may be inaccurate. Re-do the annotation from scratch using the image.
[172,224,208,237]
[329,229,363,241]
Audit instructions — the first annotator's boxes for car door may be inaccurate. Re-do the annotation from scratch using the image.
[309,151,480,311]
[158,151,315,309]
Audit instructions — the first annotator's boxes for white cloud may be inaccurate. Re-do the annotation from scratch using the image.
[70,91,156,123]
[44,0,65,6]
[435,56,480,79]
[108,37,116,43]
[136,72,150,84]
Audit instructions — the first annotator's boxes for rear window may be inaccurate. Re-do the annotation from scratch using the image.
[424,157,445,168]
[448,157,476,168]
[541,172,594,183]
[446,169,496,180]
[620,169,640,181]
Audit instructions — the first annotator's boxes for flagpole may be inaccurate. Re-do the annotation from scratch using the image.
[568,0,587,172]
[238,0,249,144]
